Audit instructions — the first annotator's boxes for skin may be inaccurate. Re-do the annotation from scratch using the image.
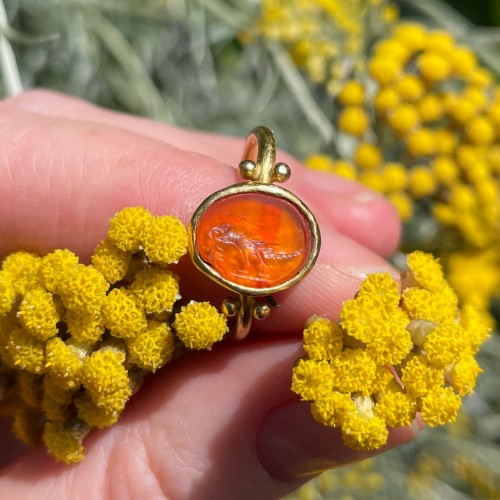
[0,90,419,500]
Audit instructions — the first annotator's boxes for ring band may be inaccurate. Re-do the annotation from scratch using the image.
[188,126,321,339]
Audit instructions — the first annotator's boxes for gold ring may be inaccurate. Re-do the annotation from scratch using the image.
[188,126,321,339]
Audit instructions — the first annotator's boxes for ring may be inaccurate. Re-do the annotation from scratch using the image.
[188,126,321,339]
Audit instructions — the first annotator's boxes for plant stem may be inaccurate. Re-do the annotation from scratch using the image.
[0,0,22,96]
[266,41,335,144]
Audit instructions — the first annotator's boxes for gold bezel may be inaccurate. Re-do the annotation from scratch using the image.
[188,181,321,296]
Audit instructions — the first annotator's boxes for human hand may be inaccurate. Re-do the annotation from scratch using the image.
[0,90,419,499]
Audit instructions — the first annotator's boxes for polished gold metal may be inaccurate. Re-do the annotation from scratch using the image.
[188,126,321,340]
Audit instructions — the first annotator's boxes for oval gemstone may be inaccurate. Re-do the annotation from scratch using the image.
[195,192,312,289]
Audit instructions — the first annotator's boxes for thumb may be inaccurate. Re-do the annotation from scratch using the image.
[0,338,419,500]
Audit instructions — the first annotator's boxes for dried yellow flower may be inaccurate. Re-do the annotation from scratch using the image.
[81,348,131,412]
[75,394,120,429]
[2,251,42,294]
[4,327,45,373]
[292,251,488,452]
[43,421,87,464]
[173,301,228,350]
[108,206,153,252]
[311,391,356,427]
[92,239,132,283]
[0,206,215,464]
[130,267,180,314]
[102,288,147,339]
[45,337,84,389]
[58,264,109,315]
[303,316,343,361]
[342,398,389,451]
[40,249,79,294]
[18,371,43,409]
[142,215,188,264]
[126,320,175,372]
[13,406,43,446]
[292,358,335,401]
[65,309,104,344]
[17,288,60,341]
[420,386,461,427]
[0,271,16,314]
[374,387,416,427]
[406,250,444,291]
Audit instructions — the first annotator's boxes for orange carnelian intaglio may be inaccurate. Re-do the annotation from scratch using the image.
[196,192,312,289]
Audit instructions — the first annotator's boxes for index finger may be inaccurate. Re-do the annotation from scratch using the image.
[3,90,401,258]
[0,105,397,335]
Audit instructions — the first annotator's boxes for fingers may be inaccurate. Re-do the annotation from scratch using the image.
[0,105,236,258]
[0,339,420,500]
[0,105,397,335]
[3,90,401,257]
[3,89,241,164]
[177,227,399,334]
[0,97,417,499]
[257,399,419,483]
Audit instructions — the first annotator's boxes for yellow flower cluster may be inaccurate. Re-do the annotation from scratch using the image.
[174,301,228,350]
[446,249,500,328]
[310,23,499,230]
[0,207,228,463]
[291,251,490,451]
[252,0,397,90]
[305,22,500,325]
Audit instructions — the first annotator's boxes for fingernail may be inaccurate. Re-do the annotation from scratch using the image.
[317,193,397,238]
[351,191,383,204]
[257,400,369,481]
[257,400,420,482]
[299,168,376,198]
[338,265,401,280]
[319,229,400,280]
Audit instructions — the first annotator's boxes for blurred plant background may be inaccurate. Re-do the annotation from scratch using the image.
[1,0,499,497]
